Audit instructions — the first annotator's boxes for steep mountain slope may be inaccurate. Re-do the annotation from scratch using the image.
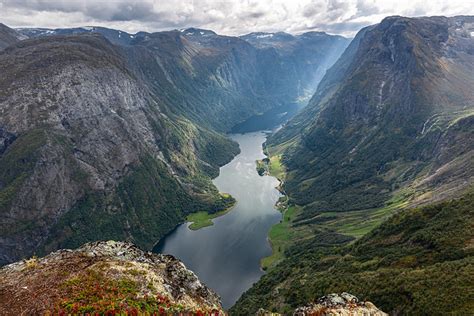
[270,15,474,216]
[232,15,474,315]
[0,23,351,265]
[0,33,238,265]
[0,24,349,265]
[241,31,349,103]
[19,26,349,132]
[0,23,26,50]
[126,29,270,132]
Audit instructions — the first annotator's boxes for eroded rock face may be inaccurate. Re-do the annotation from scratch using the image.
[293,293,387,316]
[0,241,224,315]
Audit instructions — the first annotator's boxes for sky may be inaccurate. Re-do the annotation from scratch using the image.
[0,0,473,37]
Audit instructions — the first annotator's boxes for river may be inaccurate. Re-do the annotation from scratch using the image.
[154,132,282,308]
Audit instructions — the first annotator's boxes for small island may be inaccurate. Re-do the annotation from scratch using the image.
[186,193,236,230]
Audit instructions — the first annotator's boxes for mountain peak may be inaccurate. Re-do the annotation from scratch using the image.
[180,27,217,36]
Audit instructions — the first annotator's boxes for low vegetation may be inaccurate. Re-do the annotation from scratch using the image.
[186,193,236,230]
[58,270,186,315]
[232,189,474,315]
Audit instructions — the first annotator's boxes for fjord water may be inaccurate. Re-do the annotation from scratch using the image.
[155,132,282,308]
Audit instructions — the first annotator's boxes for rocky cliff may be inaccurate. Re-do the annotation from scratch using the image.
[269,15,474,216]
[0,241,224,315]
[0,31,238,265]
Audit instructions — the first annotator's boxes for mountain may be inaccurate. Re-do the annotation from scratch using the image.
[0,33,238,265]
[19,26,349,131]
[17,26,138,46]
[241,31,349,104]
[0,24,348,265]
[0,23,26,50]
[232,15,474,315]
[269,15,473,214]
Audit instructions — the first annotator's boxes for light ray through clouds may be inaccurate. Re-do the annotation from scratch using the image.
[0,0,472,36]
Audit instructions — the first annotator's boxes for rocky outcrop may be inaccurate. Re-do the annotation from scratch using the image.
[255,293,386,316]
[293,293,387,316]
[0,241,224,315]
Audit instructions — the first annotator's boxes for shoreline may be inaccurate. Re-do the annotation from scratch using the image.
[186,195,237,230]
[257,147,291,270]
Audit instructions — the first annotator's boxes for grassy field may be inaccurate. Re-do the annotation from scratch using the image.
[186,193,236,230]
[261,205,303,269]
[261,190,412,269]
[268,155,285,180]
[260,145,414,270]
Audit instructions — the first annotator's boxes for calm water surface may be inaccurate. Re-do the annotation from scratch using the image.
[154,132,282,308]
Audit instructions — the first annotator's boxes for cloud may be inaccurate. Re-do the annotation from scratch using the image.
[0,0,472,37]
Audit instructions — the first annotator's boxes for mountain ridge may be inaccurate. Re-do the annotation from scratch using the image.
[232,15,474,315]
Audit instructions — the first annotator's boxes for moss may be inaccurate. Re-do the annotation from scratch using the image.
[58,270,186,314]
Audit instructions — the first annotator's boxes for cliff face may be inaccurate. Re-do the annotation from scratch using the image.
[0,241,224,315]
[241,31,349,104]
[269,15,474,215]
[0,33,238,264]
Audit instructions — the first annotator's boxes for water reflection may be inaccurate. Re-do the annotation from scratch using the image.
[154,132,282,308]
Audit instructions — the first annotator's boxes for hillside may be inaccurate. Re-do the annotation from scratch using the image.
[232,15,474,315]
[0,32,238,265]
[269,15,474,214]
[0,23,26,50]
[232,189,474,315]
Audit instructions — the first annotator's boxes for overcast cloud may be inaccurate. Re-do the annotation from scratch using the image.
[0,0,472,37]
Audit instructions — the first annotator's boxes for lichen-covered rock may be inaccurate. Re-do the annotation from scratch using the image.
[293,293,387,316]
[0,241,224,315]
